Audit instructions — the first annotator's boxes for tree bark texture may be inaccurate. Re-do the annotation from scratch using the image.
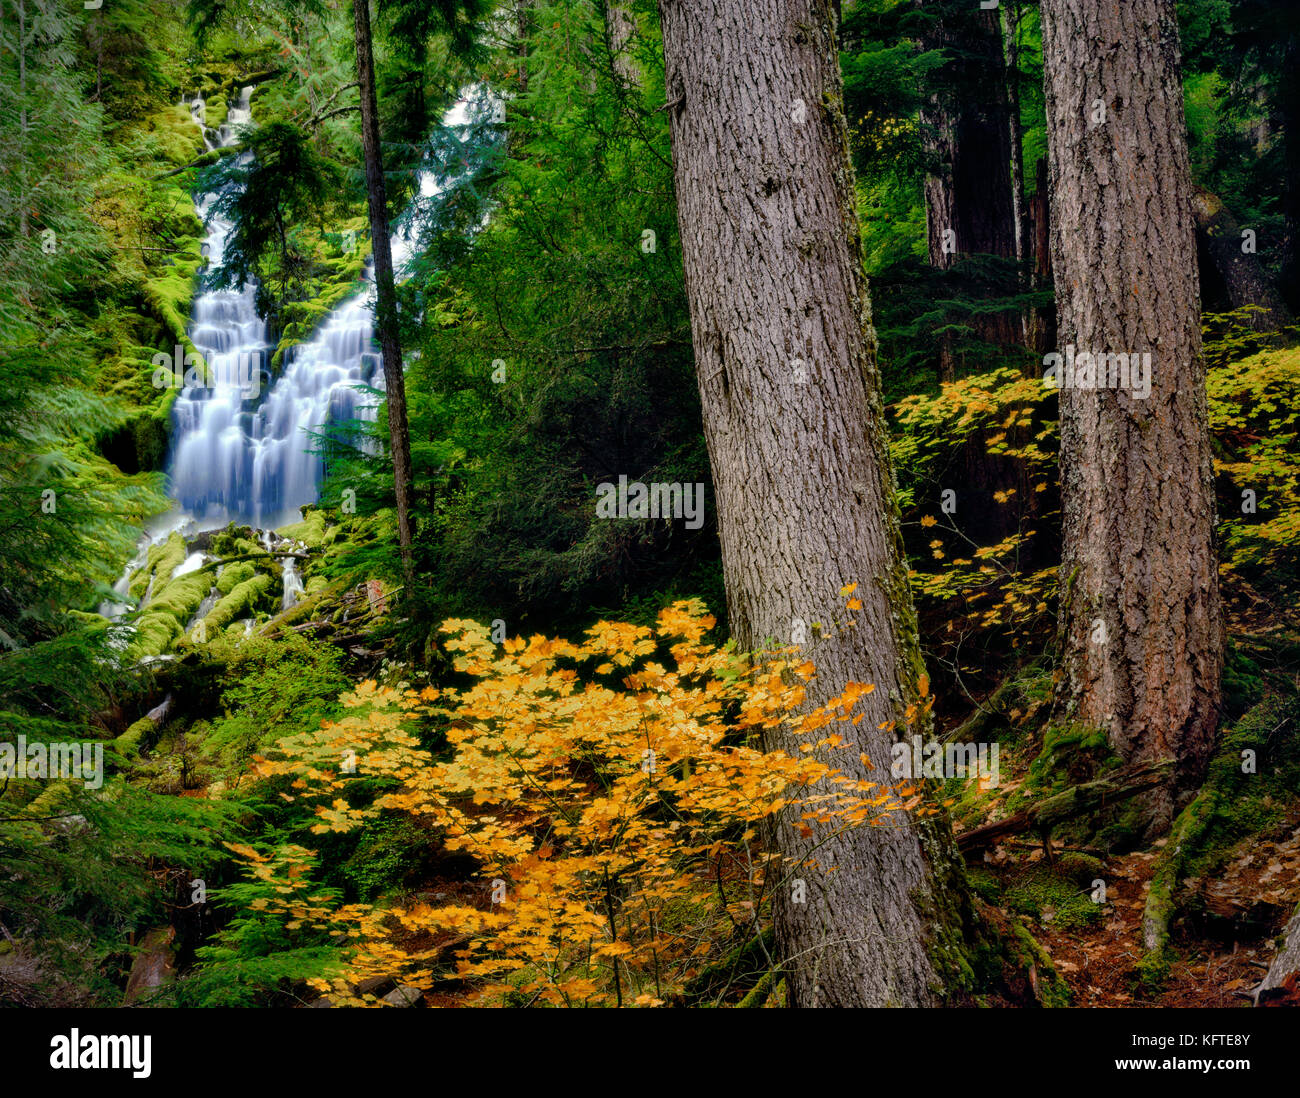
[603,1,641,89]
[1041,0,1223,832]
[658,0,972,1006]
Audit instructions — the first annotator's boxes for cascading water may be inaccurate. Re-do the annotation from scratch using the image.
[167,89,486,532]
[280,555,305,610]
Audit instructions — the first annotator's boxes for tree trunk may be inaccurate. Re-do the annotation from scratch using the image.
[1257,901,1300,1006]
[1193,185,1292,330]
[1003,2,1027,268]
[917,1,1021,377]
[352,0,416,592]
[918,3,1017,267]
[1279,34,1300,313]
[1025,156,1055,354]
[1002,0,1033,355]
[603,2,640,89]
[1041,0,1224,834]
[657,0,973,1006]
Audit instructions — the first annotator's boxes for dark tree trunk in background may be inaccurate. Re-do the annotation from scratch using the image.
[1026,156,1055,354]
[658,0,973,1006]
[1193,186,1292,330]
[917,0,1021,379]
[1275,34,1300,311]
[516,0,531,94]
[1003,3,1027,267]
[603,2,640,89]
[1041,0,1224,834]
[353,0,416,591]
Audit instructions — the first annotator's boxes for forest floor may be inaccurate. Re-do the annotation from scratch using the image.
[1021,825,1300,1007]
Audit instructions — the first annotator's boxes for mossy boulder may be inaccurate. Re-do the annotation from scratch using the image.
[278,509,328,548]
[216,560,256,596]
[130,532,188,603]
[202,573,274,633]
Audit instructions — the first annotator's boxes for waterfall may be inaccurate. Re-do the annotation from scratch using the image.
[170,85,280,525]
[281,554,305,611]
[166,87,493,533]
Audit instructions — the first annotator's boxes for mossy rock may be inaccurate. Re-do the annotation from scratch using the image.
[129,612,184,658]
[148,572,212,622]
[1056,851,1106,887]
[130,574,212,658]
[278,508,328,548]
[112,717,158,763]
[203,573,274,633]
[216,560,256,596]
[1005,864,1105,933]
[130,532,188,602]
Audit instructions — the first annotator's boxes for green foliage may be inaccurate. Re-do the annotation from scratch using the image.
[198,632,349,776]
[0,780,235,1005]
[316,9,718,641]
[204,120,349,321]
[176,842,343,1007]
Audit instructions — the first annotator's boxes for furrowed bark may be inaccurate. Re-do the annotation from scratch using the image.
[1040,0,1224,834]
[657,0,973,1006]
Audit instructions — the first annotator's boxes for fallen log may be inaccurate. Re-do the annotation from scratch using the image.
[956,763,1171,855]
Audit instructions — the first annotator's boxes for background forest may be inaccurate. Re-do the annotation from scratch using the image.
[1,0,1298,1010]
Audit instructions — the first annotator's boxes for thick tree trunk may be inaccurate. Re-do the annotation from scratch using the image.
[658,0,973,1006]
[1193,186,1292,331]
[1041,0,1224,834]
[353,0,416,591]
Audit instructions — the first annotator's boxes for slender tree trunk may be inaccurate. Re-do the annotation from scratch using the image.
[1004,6,1026,267]
[1041,0,1224,834]
[603,1,639,89]
[1002,0,1032,355]
[17,0,28,240]
[352,0,416,591]
[658,0,973,1006]
[1026,155,1055,353]
[1274,34,1299,311]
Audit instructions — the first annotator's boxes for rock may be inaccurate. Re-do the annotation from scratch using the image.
[123,926,177,1004]
[352,974,396,997]
[307,997,334,1008]
[381,985,423,1008]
